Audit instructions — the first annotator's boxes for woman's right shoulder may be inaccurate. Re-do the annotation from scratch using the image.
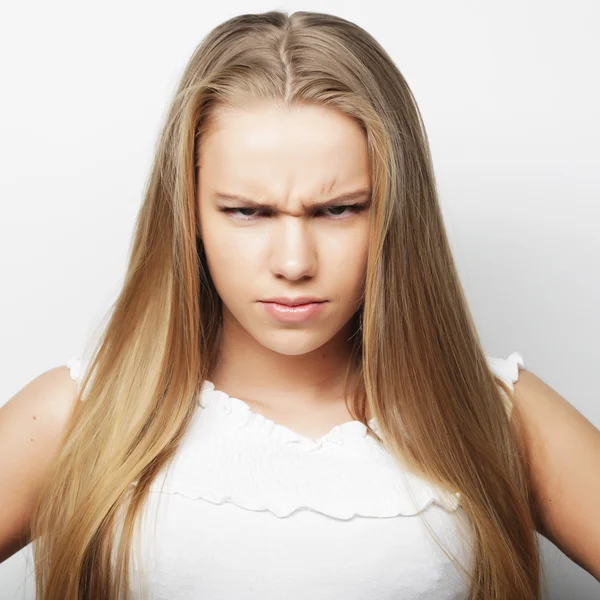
[0,361,81,563]
[1,361,83,446]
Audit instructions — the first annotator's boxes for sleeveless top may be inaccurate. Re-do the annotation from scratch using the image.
[66,352,525,600]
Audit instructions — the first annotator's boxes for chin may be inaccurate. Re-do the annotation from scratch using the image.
[256,330,332,356]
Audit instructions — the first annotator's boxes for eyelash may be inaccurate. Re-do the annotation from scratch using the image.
[219,204,368,222]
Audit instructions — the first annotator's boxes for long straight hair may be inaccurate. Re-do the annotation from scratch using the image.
[30,10,542,599]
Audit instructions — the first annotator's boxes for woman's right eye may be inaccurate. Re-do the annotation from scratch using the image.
[219,207,264,220]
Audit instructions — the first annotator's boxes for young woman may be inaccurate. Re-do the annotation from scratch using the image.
[2,10,599,600]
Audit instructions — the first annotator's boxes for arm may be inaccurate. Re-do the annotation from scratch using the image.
[0,365,80,563]
[511,368,600,581]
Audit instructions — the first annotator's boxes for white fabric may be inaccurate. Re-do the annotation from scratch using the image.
[66,351,525,599]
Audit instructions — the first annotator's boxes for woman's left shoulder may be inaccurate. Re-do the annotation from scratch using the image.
[511,366,600,581]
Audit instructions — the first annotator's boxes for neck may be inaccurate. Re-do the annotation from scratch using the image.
[209,310,360,412]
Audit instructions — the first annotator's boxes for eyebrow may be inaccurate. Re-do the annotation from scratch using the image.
[212,189,372,209]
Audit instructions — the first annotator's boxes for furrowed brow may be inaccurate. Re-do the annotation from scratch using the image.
[212,189,372,209]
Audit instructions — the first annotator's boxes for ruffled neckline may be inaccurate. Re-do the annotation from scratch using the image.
[142,379,463,518]
[69,352,526,520]
[197,379,380,449]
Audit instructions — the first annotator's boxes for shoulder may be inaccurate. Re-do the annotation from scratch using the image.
[3,363,82,432]
[0,363,81,562]
[510,365,600,580]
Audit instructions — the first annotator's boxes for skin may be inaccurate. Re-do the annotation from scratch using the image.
[196,102,372,433]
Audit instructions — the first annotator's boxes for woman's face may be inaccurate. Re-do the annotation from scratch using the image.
[197,102,371,356]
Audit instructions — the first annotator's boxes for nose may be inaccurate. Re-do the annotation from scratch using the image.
[269,216,317,281]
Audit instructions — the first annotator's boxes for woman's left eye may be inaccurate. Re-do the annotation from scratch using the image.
[322,205,363,218]
[220,204,366,221]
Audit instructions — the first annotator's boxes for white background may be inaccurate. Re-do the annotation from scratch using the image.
[0,1,598,598]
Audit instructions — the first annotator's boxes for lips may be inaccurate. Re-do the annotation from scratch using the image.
[260,299,326,322]
[261,297,326,306]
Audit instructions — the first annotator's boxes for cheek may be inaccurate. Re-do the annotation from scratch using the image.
[327,228,369,284]
[202,232,260,294]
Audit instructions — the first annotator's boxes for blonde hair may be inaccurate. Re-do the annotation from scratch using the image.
[30,10,542,599]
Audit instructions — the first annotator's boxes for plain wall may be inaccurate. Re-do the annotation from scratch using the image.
[1,0,598,598]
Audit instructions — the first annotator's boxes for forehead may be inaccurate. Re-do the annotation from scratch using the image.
[198,103,370,205]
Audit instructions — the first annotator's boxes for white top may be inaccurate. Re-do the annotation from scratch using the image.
[66,351,525,600]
